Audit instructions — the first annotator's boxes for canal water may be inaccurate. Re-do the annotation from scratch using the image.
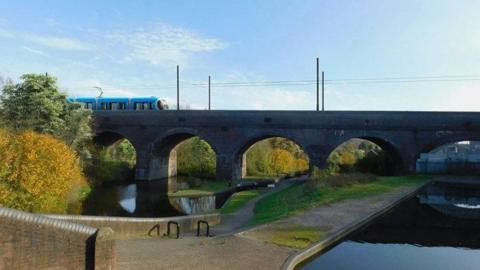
[79,177,233,217]
[301,180,480,270]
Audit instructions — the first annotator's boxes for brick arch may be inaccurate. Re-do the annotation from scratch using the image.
[231,133,311,181]
[151,127,219,156]
[416,132,480,159]
[326,135,405,175]
[94,130,139,149]
[147,128,218,180]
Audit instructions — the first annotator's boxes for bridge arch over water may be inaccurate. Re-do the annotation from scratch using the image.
[93,110,480,188]
[139,128,218,181]
[326,135,405,174]
[231,134,310,180]
[415,131,480,159]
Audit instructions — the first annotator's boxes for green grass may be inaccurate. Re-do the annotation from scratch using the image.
[251,175,430,225]
[220,189,263,214]
[169,181,230,197]
[248,224,324,249]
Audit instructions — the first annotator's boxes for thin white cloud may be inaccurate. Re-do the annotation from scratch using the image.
[24,34,92,51]
[108,22,227,67]
[0,27,13,38]
[22,46,48,57]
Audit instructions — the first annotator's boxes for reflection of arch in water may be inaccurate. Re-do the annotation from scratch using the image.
[426,204,480,220]
[133,181,184,217]
[118,184,137,213]
[350,189,480,249]
[417,181,480,219]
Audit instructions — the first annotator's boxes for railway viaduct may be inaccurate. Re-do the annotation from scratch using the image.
[93,110,480,184]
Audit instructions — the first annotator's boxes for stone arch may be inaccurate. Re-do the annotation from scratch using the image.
[415,133,480,174]
[232,134,310,181]
[148,128,218,180]
[92,130,139,181]
[94,130,138,148]
[417,132,480,159]
[327,135,404,175]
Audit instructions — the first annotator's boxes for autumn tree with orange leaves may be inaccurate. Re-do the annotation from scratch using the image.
[0,129,88,213]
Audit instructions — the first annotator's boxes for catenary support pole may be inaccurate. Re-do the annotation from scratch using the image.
[177,65,180,110]
[322,71,325,111]
[208,75,211,110]
[316,57,319,111]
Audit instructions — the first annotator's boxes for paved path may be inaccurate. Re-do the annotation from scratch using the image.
[115,178,429,270]
[212,177,306,236]
[116,235,294,270]
[116,178,303,270]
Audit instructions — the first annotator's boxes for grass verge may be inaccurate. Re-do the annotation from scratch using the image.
[251,175,430,225]
[246,224,326,249]
[220,189,263,214]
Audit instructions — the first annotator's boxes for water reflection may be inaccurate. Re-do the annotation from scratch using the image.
[118,184,136,213]
[80,177,227,217]
[301,181,480,270]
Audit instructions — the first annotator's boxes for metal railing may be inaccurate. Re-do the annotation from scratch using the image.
[166,221,180,239]
[196,220,210,237]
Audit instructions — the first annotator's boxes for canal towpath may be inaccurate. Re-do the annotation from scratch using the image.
[211,176,307,236]
[115,176,432,270]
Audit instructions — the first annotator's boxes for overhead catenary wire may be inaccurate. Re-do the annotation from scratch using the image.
[70,74,480,92]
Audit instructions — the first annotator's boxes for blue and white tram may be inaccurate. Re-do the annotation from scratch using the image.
[67,97,168,111]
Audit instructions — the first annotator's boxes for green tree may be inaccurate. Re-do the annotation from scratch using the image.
[0,73,92,157]
[176,137,216,178]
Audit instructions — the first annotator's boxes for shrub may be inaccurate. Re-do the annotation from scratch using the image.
[0,129,89,213]
[309,167,376,188]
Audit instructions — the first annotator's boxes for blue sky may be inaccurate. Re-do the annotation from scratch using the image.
[0,0,479,110]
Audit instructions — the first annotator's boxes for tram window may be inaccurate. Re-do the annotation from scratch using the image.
[101,102,112,110]
[86,102,93,110]
[134,102,152,110]
[111,103,118,110]
[118,102,127,110]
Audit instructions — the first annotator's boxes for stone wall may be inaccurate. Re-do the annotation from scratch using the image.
[0,207,115,270]
[47,213,221,239]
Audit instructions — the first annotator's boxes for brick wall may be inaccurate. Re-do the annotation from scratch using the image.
[47,213,221,239]
[0,206,219,269]
[0,207,115,270]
